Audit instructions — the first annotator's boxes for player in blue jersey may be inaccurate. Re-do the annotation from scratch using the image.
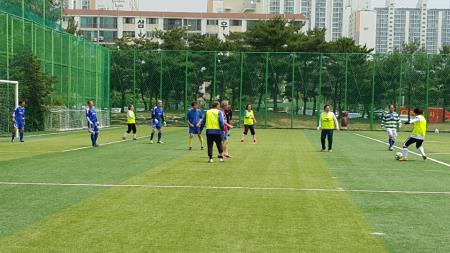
[11,101,26,142]
[187,102,204,150]
[86,100,100,147]
[150,100,166,144]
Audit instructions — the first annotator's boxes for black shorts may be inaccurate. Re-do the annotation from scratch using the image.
[403,137,424,149]
[127,124,137,134]
[243,125,255,135]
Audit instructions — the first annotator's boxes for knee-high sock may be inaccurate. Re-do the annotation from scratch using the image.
[19,132,24,141]
[91,134,95,145]
[150,132,154,140]
[11,132,15,141]
[402,147,409,158]
[94,133,99,144]
[189,136,193,147]
[124,132,128,139]
[418,146,426,156]
[198,135,204,147]
[158,132,162,142]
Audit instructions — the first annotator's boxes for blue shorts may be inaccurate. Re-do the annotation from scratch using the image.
[221,133,228,141]
[14,121,24,129]
[152,123,162,130]
[189,127,200,135]
[88,124,99,133]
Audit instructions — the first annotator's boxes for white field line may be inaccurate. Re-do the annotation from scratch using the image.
[62,136,148,153]
[1,181,450,196]
[355,133,450,168]
[27,127,121,138]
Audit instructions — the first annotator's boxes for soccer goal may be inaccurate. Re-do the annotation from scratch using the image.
[0,80,19,137]
[45,108,111,132]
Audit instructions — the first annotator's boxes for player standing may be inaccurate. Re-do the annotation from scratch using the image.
[382,104,401,151]
[86,100,100,147]
[187,102,204,150]
[221,101,234,158]
[200,101,225,163]
[317,105,340,152]
[241,104,257,144]
[123,104,137,140]
[150,100,166,144]
[11,100,26,143]
[400,108,427,161]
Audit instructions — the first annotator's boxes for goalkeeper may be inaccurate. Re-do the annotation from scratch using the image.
[11,100,26,143]
[86,100,100,147]
[150,100,166,144]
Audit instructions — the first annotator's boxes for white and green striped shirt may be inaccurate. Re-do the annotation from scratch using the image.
[381,111,401,129]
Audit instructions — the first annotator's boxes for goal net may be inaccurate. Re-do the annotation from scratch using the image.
[45,108,111,132]
[0,80,18,137]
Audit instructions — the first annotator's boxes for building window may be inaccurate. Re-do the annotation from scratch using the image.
[146,18,159,25]
[124,17,135,24]
[183,19,201,31]
[99,17,117,29]
[207,19,218,26]
[146,31,157,38]
[80,17,97,28]
[123,31,135,38]
[230,20,242,26]
[80,30,98,42]
[99,31,117,43]
[163,19,183,30]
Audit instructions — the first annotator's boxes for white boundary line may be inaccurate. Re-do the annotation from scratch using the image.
[27,127,121,138]
[62,136,148,153]
[1,181,450,195]
[355,133,450,168]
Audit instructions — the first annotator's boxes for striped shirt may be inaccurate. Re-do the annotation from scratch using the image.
[381,111,401,129]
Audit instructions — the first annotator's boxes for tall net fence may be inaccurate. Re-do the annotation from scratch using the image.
[112,50,450,132]
[0,9,110,132]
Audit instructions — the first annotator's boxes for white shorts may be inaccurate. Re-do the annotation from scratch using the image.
[386,128,397,138]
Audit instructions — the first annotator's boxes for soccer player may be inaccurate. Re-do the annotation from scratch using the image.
[200,101,225,163]
[150,100,166,144]
[86,100,99,147]
[11,100,26,143]
[221,101,234,158]
[241,104,257,144]
[187,102,204,150]
[400,108,427,161]
[123,104,137,140]
[317,104,340,152]
[381,104,401,151]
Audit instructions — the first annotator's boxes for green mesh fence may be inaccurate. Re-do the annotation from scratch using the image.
[112,50,450,132]
[0,10,110,132]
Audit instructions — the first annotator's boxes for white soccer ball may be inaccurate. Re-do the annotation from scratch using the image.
[395,152,403,160]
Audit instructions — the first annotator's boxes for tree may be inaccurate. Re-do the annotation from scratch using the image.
[65,17,81,35]
[10,53,55,131]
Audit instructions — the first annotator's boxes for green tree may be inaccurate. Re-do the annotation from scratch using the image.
[65,17,81,35]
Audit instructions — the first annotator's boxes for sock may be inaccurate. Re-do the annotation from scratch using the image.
[252,135,256,141]
[94,133,99,144]
[91,134,95,145]
[11,132,15,141]
[418,146,426,156]
[189,137,193,147]
[391,139,395,147]
[241,134,245,140]
[388,139,393,148]
[158,133,162,142]
[402,147,408,158]
[19,132,24,141]
[150,133,154,140]
[133,134,137,139]
[124,132,128,139]
[198,136,204,147]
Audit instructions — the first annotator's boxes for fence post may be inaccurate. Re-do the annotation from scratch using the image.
[370,55,376,130]
[22,0,25,46]
[239,52,244,128]
[68,36,72,108]
[159,50,163,101]
[133,50,137,107]
[398,54,403,110]
[291,53,295,129]
[344,53,349,111]
[6,14,9,79]
[213,52,217,100]
[264,53,269,129]
[425,54,430,121]
[184,50,189,122]
[316,53,323,127]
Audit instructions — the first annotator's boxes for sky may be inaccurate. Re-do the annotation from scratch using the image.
[139,0,449,12]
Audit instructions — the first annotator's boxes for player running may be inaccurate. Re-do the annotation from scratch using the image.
[123,104,137,140]
[317,104,340,152]
[150,100,166,144]
[400,108,427,161]
[241,104,257,144]
[11,100,26,143]
[86,100,100,147]
[221,101,234,158]
[381,104,401,151]
[187,102,204,150]
[200,101,225,163]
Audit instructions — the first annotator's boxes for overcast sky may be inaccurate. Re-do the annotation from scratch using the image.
[139,0,449,12]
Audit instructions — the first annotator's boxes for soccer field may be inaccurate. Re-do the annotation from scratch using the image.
[1,127,450,252]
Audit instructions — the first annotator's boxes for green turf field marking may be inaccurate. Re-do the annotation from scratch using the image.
[355,133,450,167]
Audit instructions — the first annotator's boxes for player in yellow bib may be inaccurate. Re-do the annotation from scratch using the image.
[123,104,137,140]
[317,104,340,152]
[241,104,257,144]
[400,108,427,161]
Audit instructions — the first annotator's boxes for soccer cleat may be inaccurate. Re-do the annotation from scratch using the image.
[399,157,408,161]
[93,144,99,147]
[422,155,428,160]
[20,140,25,143]
[133,138,137,140]
[240,140,244,143]
[158,141,164,144]
[252,140,257,144]
[189,147,192,151]
[208,159,214,163]
[328,150,333,153]
[389,147,394,151]
[201,147,204,150]
[219,158,224,162]
[150,140,154,144]
[224,154,232,158]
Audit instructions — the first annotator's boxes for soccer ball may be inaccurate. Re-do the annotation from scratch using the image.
[395,152,403,160]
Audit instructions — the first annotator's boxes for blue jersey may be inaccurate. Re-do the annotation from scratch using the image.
[187,108,202,126]
[152,106,165,124]
[13,106,25,123]
[86,107,98,125]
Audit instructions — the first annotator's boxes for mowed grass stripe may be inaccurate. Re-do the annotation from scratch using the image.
[303,130,450,253]
[0,128,189,239]
[0,130,386,252]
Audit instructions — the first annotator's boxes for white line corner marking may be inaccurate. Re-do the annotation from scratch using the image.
[355,133,450,168]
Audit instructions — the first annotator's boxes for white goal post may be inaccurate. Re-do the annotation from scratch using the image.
[0,80,19,137]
